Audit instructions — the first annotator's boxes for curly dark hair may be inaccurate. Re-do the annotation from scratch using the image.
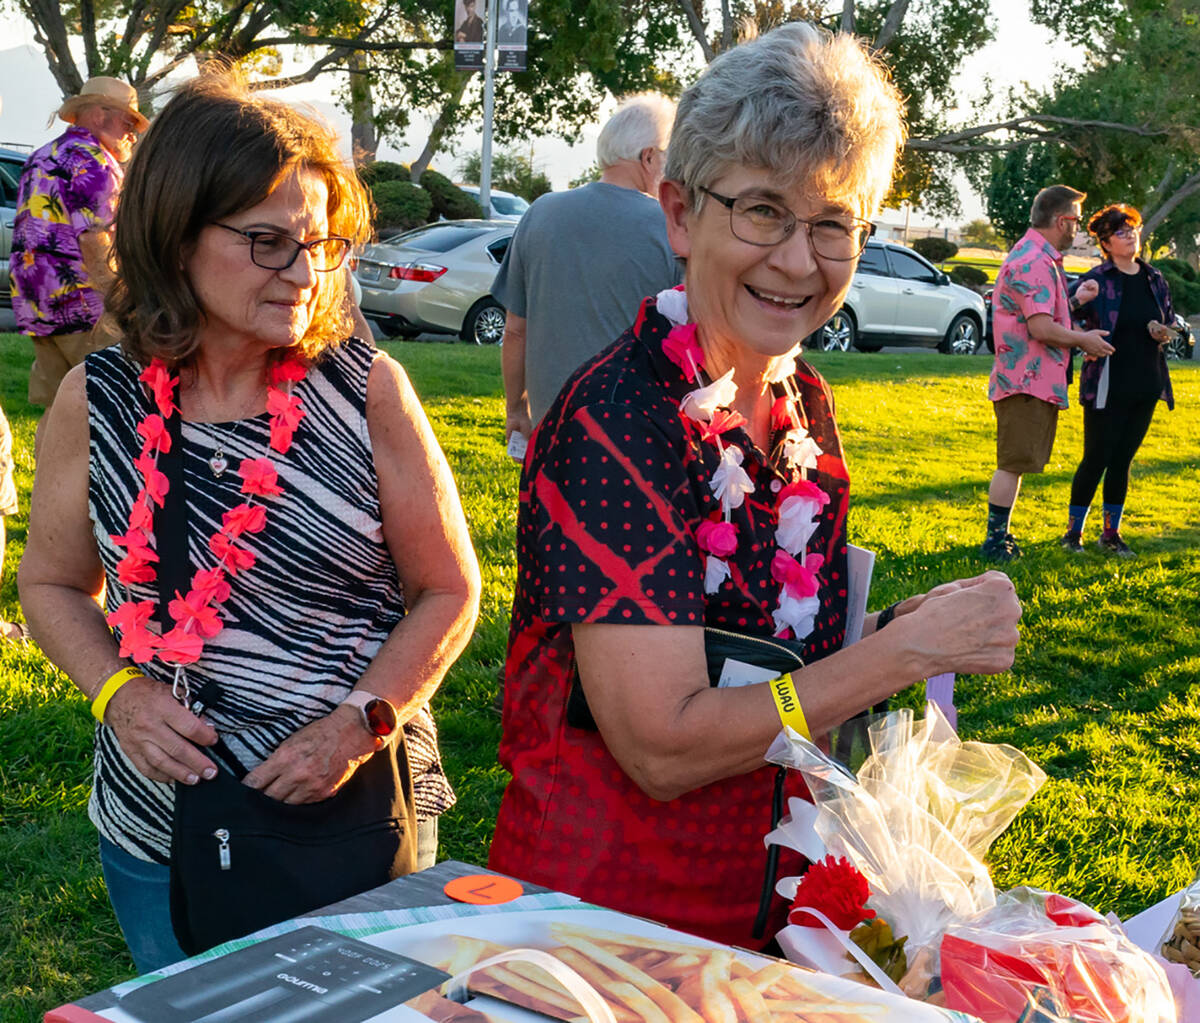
[1086,203,1142,254]
[106,69,370,368]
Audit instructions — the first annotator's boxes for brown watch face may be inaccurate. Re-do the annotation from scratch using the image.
[363,697,398,737]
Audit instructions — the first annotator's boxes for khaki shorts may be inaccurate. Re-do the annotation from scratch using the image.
[29,329,114,406]
[994,393,1059,474]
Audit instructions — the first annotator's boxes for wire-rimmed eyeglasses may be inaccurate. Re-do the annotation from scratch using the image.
[212,223,352,272]
[700,187,874,261]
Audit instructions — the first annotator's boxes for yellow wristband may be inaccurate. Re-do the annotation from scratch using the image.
[91,667,143,723]
[769,672,811,740]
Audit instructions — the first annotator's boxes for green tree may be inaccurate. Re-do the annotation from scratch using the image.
[960,218,1003,249]
[6,0,694,181]
[985,143,1060,246]
[1028,0,1200,254]
[457,150,552,201]
[568,163,603,189]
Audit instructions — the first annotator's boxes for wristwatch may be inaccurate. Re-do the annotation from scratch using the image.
[341,690,398,740]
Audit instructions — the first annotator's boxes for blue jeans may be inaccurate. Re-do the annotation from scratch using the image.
[99,835,187,975]
[101,819,438,974]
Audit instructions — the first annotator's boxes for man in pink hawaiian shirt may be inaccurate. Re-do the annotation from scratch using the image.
[981,185,1113,561]
[9,77,147,448]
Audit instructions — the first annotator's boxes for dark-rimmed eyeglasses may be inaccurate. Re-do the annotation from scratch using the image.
[212,223,352,272]
[699,186,875,260]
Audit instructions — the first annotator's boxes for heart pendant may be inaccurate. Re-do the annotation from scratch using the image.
[209,452,228,478]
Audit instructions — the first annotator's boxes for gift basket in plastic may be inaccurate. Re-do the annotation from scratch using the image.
[765,703,1177,1022]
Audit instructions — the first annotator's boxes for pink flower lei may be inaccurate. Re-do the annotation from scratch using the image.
[657,286,831,642]
[105,356,307,704]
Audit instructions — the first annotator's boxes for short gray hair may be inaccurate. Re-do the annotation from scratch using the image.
[664,23,906,218]
[596,93,677,169]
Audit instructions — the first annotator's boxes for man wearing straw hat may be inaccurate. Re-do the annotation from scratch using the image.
[9,76,148,446]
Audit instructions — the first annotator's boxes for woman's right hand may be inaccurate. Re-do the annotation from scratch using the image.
[104,676,219,785]
[900,570,1022,677]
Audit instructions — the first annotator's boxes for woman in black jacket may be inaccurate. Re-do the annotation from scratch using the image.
[1062,204,1177,557]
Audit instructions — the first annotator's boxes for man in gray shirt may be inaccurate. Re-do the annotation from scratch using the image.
[493,94,679,448]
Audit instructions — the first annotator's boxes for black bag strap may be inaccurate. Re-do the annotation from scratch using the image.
[151,382,247,779]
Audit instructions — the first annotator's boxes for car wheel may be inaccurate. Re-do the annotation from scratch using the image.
[1165,329,1192,361]
[819,310,856,352]
[940,313,981,355]
[462,298,506,345]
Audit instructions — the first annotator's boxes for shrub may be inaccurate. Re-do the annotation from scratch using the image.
[357,160,410,187]
[1159,269,1200,317]
[419,168,482,221]
[912,237,959,264]
[1153,257,1197,283]
[950,264,988,287]
[371,180,433,233]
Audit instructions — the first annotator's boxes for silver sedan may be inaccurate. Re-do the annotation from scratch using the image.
[353,220,514,344]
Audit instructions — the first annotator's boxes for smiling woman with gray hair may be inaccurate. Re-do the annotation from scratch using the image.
[489,22,1022,949]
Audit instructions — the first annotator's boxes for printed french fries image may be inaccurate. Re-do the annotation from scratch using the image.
[430,923,898,1022]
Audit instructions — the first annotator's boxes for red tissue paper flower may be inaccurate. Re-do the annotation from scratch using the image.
[662,323,704,382]
[700,407,747,443]
[139,360,179,418]
[788,855,877,931]
[696,518,738,558]
[239,458,284,497]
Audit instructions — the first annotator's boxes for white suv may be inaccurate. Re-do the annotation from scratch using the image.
[814,239,986,354]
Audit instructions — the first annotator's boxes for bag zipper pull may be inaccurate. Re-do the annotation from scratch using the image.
[214,828,231,870]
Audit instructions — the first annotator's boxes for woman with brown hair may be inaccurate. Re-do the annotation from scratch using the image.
[1060,203,1178,556]
[18,74,480,972]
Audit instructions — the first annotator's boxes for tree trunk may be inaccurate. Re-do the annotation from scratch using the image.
[1143,166,1200,237]
[409,74,470,182]
[675,0,715,62]
[347,51,377,167]
[840,0,854,32]
[873,0,911,49]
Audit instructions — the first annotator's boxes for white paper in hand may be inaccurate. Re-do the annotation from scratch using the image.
[506,431,528,460]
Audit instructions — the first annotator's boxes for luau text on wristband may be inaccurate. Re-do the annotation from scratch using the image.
[769,672,812,740]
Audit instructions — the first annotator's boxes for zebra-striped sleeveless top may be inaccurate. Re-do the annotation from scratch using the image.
[85,336,454,864]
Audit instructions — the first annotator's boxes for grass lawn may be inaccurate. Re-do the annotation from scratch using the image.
[1,334,1198,1021]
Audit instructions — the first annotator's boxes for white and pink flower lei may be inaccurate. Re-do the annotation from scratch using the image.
[105,356,307,705]
[657,287,830,642]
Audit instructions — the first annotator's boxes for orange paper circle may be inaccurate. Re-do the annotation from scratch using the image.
[443,874,525,906]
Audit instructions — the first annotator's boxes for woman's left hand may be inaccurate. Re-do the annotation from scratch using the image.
[882,573,994,623]
[1148,319,1176,345]
[242,707,377,804]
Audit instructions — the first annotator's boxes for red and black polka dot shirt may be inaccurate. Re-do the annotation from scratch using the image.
[490,295,849,949]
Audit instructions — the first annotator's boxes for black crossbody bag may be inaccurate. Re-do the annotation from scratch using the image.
[154,405,417,957]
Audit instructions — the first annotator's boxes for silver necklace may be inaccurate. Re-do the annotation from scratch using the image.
[188,385,262,478]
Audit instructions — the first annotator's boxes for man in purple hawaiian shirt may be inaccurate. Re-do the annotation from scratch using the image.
[9,77,147,448]
[981,185,1114,561]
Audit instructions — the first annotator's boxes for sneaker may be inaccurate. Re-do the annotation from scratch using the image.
[1060,531,1083,553]
[1098,532,1135,557]
[981,532,1022,561]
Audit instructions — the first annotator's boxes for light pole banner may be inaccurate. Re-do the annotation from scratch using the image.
[496,0,528,71]
[453,0,485,70]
